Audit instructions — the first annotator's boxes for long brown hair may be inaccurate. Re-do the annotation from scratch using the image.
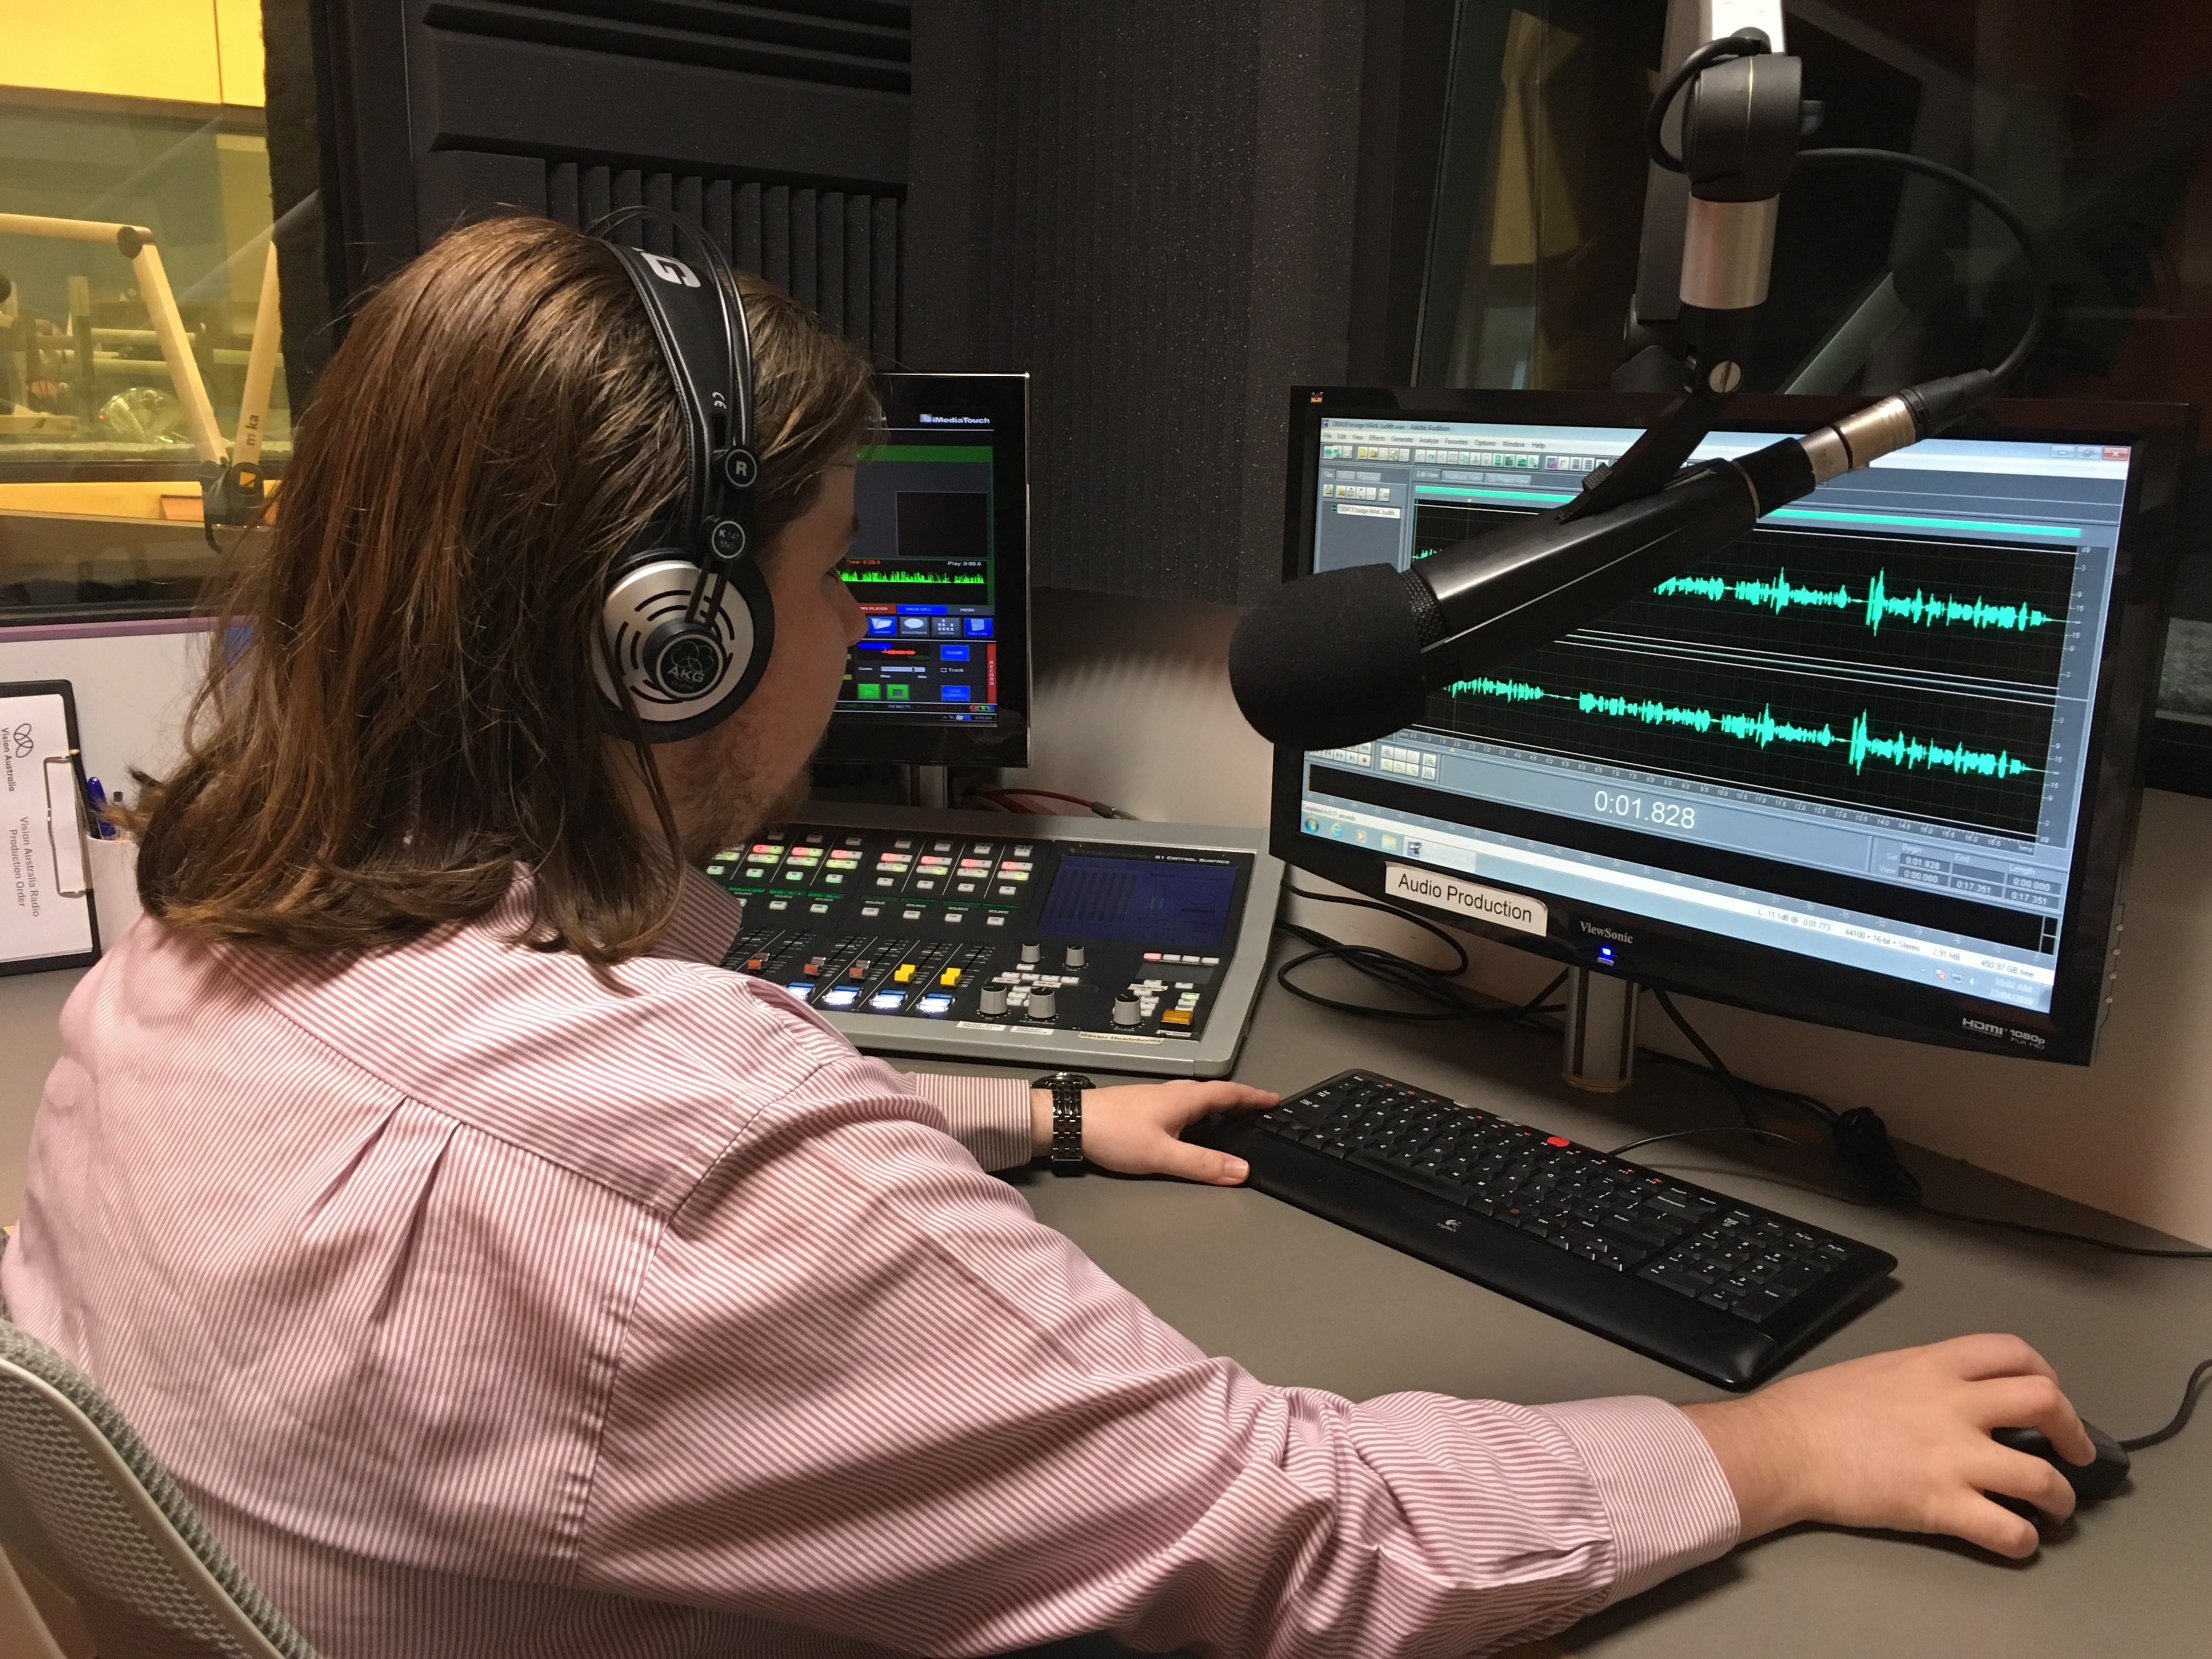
[130,215,876,962]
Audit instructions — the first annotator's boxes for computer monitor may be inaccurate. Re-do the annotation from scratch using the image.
[1275,388,2191,1065]
[820,373,1030,767]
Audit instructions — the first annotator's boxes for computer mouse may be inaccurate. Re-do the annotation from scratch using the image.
[1992,1420,2131,1509]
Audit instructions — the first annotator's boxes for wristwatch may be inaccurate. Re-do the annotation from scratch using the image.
[1032,1072,1094,1170]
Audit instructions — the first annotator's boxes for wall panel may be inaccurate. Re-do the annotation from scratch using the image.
[313,0,909,363]
[906,0,1366,605]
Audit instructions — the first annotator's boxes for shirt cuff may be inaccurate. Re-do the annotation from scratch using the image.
[904,1072,1038,1172]
[1537,1396,1741,1603]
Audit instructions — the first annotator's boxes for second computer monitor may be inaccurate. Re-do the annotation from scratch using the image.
[822,373,1030,767]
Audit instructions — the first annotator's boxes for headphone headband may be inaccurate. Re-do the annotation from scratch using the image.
[593,211,775,741]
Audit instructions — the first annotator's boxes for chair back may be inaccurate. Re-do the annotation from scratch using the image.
[0,1317,319,1659]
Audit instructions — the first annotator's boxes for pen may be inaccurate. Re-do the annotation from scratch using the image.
[84,776,119,839]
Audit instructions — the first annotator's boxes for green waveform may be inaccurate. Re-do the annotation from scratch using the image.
[847,571,988,585]
[1573,691,2039,779]
[1443,675,1547,702]
[1650,566,2056,634]
[1443,675,2040,781]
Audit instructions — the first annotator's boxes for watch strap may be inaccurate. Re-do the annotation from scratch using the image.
[1045,1077,1088,1167]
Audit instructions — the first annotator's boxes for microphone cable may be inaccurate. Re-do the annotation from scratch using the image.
[1645,37,2055,393]
[1790,148,2052,388]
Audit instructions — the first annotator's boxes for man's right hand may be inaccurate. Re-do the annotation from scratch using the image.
[1679,1334,2095,1558]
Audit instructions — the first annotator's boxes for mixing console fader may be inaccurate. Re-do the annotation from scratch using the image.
[706,805,1283,1076]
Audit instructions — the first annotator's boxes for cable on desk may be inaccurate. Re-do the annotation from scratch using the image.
[1911,1205,2212,1260]
[1263,895,2204,1258]
[1651,988,1767,1130]
[1623,999,2212,1453]
[1274,885,1564,1026]
[958,785,1138,819]
[1271,910,2212,1443]
[1651,995,2210,1255]
[2119,1358,2212,1451]
[1606,1124,1800,1161]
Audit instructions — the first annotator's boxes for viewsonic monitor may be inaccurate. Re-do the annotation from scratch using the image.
[1275,388,2191,1064]
[821,373,1030,766]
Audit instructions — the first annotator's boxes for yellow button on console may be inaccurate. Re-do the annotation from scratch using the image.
[939,967,962,986]
[1161,1008,1193,1026]
[893,964,917,984]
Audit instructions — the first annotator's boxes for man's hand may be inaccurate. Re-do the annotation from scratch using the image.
[1680,1334,2096,1558]
[1032,1081,1279,1185]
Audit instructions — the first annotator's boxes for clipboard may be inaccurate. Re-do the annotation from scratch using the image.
[0,679,101,975]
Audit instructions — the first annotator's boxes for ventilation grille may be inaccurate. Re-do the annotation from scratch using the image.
[546,163,900,363]
[420,0,913,92]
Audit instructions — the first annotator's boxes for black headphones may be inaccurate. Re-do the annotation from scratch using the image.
[592,211,774,743]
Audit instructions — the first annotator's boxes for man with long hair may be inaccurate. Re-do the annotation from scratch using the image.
[2,216,2095,1658]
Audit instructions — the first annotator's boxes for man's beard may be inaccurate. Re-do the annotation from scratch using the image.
[672,741,815,865]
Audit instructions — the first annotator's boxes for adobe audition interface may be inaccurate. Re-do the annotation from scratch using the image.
[1301,417,2132,1015]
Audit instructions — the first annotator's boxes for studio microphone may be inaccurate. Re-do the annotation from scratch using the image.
[1228,382,1985,753]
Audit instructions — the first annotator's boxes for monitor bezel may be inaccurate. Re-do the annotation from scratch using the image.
[1270,387,2196,1065]
[819,372,1032,766]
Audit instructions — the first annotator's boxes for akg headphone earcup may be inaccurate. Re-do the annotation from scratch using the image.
[595,551,776,743]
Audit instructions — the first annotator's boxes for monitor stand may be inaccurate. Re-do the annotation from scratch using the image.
[1562,967,1638,1092]
[902,765,951,809]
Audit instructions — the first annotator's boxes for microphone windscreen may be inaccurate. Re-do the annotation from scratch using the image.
[1229,563,1429,751]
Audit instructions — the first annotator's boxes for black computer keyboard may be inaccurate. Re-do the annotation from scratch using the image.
[1195,1069,1896,1389]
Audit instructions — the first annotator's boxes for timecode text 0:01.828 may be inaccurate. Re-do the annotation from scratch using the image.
[1593,789,1696,830]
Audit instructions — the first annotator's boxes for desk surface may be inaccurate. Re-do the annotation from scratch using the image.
[904,951,2212,1659]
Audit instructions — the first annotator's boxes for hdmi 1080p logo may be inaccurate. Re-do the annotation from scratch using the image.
[1961,1015,2047,1051]
[1385,864,1548,937]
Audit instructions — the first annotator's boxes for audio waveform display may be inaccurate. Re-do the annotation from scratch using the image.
[1408,496,2073,836]
[1444,676,1547,702]
[1449,677,2041,781]
[846,571,988,585]
[1650,567,2056,634]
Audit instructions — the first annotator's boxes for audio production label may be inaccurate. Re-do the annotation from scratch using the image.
[1385,864,1548,936]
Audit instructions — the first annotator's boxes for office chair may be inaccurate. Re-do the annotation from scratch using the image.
[0,1314,320,1659]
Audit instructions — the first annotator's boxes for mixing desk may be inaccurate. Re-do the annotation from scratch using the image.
[706,805,1283,1076]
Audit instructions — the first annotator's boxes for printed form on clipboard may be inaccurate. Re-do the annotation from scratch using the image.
[0,681,100,975]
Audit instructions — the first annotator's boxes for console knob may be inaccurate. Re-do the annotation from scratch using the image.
[1112,992,1140,1027]
[1064,944,1087,969]
[1019,941,1041,965]
[1026,987,1058,1020]
[979,986,1008,1017]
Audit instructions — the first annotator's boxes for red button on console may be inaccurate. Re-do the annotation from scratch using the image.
[1546,1136,1571,1148]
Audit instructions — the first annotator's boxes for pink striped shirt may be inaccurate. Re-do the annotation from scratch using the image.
[2,868,1736,1657]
